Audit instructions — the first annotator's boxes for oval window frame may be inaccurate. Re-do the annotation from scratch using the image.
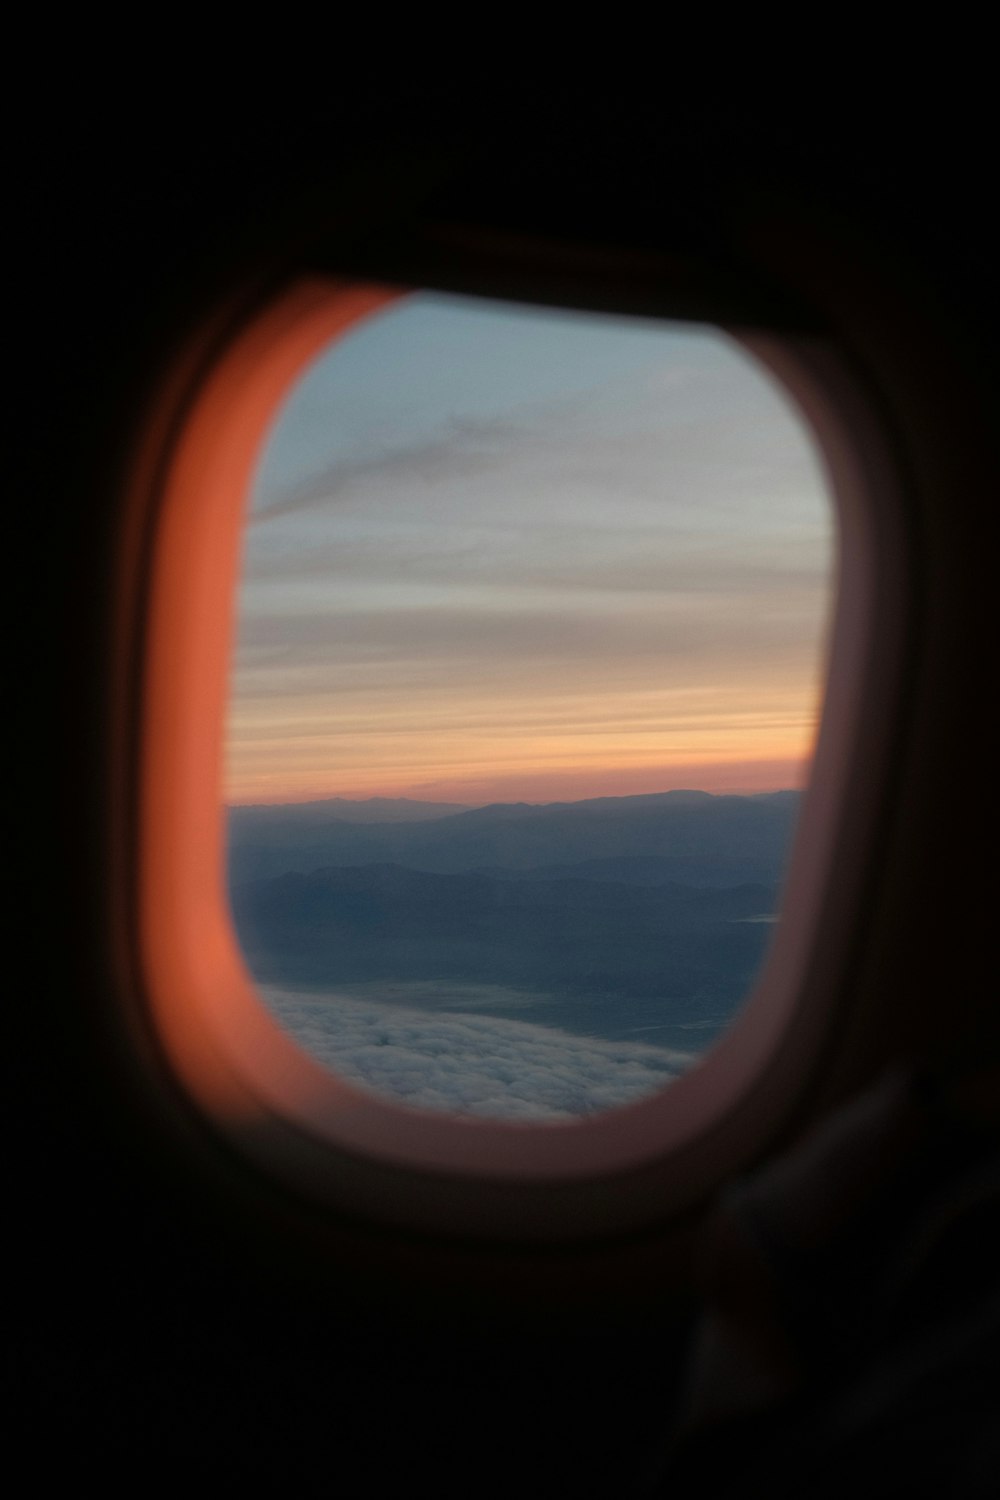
[125,275,912,1239]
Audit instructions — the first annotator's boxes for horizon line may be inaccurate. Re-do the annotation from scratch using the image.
[226,785,802,810]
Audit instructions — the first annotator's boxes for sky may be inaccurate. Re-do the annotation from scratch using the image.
[225,292,835,806]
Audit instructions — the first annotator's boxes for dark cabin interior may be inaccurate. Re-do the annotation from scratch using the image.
[15,77,998,1494]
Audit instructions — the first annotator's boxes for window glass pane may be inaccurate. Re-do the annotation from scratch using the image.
[226,292,835,1121]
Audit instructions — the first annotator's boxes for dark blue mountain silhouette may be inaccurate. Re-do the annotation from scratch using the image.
[228,789,800,888]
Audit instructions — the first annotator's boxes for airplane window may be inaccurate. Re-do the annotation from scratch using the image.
[224,291,835,1123]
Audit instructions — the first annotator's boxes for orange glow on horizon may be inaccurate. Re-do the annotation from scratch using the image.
[225,754,812,807]
[225,680,825,807]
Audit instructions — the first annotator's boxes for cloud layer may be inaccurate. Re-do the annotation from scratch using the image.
[262,986,695,1121]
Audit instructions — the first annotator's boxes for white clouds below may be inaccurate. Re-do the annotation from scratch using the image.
[261,986,696,1121]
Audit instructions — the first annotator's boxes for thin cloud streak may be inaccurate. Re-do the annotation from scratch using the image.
[231,597,829,677]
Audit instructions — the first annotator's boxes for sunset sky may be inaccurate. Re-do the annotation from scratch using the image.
[225,293,835,806]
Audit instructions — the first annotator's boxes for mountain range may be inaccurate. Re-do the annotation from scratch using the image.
[228,789,800,887]
[227,790,799,1052]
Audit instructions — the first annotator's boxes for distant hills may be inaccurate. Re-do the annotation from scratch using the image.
[226,789,799,1053]
[229,795,472,825]
[228,789,800,888]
